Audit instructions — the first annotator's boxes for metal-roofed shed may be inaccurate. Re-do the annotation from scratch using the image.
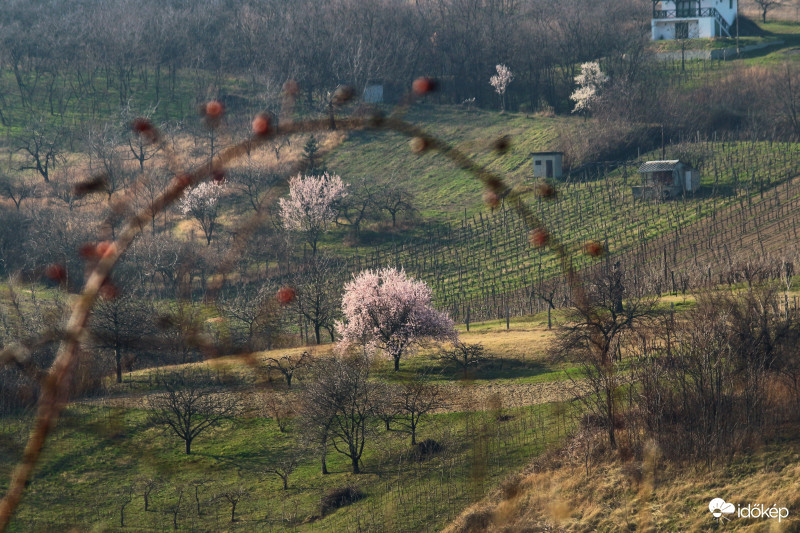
[633,159,699,200]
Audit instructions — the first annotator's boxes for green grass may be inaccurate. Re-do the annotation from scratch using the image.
[0,402,569,532]
[0,66,260,135]
[326,105,566,219]
[321,124,800,316]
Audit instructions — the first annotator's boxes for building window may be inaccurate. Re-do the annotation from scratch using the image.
[676,22,689,39]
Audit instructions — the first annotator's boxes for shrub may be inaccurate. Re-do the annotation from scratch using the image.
[320,486,365,515]
[412,438,443,460]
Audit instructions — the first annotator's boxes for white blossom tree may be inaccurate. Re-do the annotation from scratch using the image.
[570,61,608,115]
[278,172,348,255]
[180,181,225,245]
[336,267,456,371]
[489,64,514,112]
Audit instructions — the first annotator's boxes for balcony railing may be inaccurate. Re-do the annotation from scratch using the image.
[653,8,715,19]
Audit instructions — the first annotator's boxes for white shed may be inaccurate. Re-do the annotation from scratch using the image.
[531,152,563,179]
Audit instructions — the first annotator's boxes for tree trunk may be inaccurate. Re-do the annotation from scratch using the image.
[394,355,400,372]
[314,324,321,345]
[351,455,360,474]
[606,388,617,449]
[115,348,122,384]
[321,437,329,475]
[185,439,192,455]
[230,502,237,522]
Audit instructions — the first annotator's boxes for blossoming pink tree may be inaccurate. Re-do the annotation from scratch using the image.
[337,267,457,371]
[278,172,348,255]
[489,64,513,112]
[179,181,224,245]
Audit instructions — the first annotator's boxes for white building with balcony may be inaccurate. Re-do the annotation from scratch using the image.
[651,1,737,40]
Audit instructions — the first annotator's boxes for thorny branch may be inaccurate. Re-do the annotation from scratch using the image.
[0,79,601,531]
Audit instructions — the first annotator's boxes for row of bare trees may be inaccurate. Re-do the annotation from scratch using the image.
[0,0,649,122]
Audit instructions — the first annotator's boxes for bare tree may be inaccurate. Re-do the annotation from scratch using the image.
[216,486,249,522]
[753,0,783,22]
[148,370,240,454]
[89,293,156,383]
[87,122,130,199]
[336,176,380,240]
[118,486,134,528]
[374,182,416,228]
[261,390,293,432]
[123,106,161,172]
[262,454,299,490]
[190,479,209,517]
[16,118,63,183]
[218,284,283,352]
[291,253,343,344]
[0,174,36,211]
[393,374,446,445]
[303,356,376,474]
[138,476,160,512]
[265,351,311,388]
[553,262,658,449]
[163,486,185,531]
[230,163,282,213]
[437,342,490,378]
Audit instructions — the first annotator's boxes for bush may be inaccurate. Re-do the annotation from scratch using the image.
[320,486,364,515]
[412,438,443,460]
[457,509,493,533]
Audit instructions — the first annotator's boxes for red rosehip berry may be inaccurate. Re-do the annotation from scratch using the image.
[73,174,109,197]
[412,77,437,95]
[535,181,556,199]
[332,85,355,104]
[410,137,428,153]
[584,241,605,258]
[174,174,192,189]
[252,113,272,136]
[276,287,296,305]
[99,280,119,300]
[283,79,300,96]
[483,190,500,208]
[492,135,511,154]
[530,228,549,248]
[79,243,99,259]
[131,118,158,143]
[95,241,116,259]
[45,264,67,282]
[204,100,224,120]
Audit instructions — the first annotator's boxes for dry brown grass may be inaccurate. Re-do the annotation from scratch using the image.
[444,430,800,532]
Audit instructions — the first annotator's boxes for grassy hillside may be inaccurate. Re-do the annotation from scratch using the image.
[446,433,800,532]
[322,127,800,321]
[326,106,566,219]
[0,316,577,533]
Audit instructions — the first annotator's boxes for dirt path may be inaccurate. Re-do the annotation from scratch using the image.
[78,377,576,415]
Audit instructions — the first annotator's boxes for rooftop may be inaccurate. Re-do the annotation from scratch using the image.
[639,160,681,173]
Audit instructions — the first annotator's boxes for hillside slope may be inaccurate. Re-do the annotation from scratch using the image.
[445,435,800,532]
